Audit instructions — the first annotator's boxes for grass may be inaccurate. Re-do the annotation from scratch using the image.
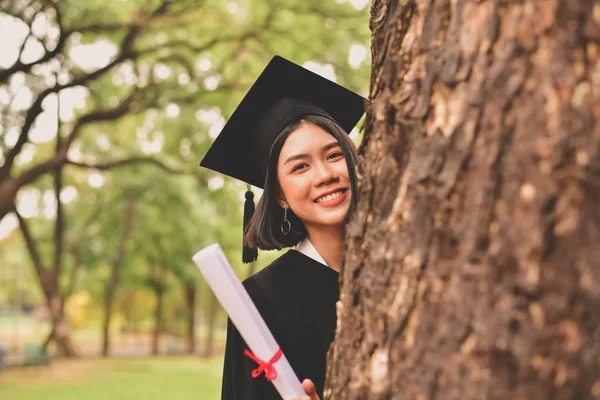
[0,356,224,400]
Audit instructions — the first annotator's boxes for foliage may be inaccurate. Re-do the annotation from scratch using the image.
[0,0,370,352]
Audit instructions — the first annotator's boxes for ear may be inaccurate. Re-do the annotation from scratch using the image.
[277,198,289,209]
[277,192,289,209]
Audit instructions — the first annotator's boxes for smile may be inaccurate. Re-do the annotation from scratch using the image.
[314,188,348,204]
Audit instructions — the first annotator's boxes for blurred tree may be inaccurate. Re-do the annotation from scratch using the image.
[1,0,371,357]
[0,0,370,222]
[101,197,135,357]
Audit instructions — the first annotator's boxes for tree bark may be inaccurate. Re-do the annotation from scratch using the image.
[101,199,136,356]
[184,282,197,354]
[327,0,600,399]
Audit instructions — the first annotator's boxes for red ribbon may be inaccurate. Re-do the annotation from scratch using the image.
[243,348,283,381]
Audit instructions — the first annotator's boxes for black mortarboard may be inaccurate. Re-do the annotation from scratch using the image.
[200,55,366,263]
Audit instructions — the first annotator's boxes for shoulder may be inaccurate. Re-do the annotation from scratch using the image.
[241,250,302,311]
[242,251,299,300]
[238,252,301,334]
[244,250,298,289]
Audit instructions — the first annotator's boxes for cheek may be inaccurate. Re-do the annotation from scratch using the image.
[333,161,350,180]
[279,174,302,199]
[280,175,312,204]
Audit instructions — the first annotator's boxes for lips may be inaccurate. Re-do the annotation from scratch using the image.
[314,188,348,204]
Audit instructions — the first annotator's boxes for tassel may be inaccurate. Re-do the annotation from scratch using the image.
[242,188,258,263]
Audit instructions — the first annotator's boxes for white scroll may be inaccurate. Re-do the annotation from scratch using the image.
[192,243,305,399]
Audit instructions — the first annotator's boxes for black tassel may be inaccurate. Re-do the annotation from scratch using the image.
[242,189,258,264]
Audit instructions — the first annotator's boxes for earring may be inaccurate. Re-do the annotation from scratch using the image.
[281,207,291,235]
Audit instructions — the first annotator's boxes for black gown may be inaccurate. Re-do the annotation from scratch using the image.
[221,249,340,399]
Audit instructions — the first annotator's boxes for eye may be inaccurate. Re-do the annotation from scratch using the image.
[291,163,308,173]
[327,152,344,161]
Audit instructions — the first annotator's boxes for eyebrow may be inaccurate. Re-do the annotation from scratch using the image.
[283,142,341,165]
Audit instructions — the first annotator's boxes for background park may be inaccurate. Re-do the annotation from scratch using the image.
[2,0,599,398]
[0,0,371,398]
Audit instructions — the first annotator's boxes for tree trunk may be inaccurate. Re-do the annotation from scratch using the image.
[151,262,168,356]
[0,179,19,223]
[46,293,77,357]
[16,210,77,358]
[327,0,600,399]
[184,282,197,354]
[102,199,136,356]
[152,284,164,356]
[203,294,219,357]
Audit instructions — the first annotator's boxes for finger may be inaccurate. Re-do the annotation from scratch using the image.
[301,379,320,400]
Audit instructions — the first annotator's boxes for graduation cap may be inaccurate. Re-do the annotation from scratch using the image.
[200,55,366,263]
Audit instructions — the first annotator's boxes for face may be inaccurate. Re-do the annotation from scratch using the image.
[276,122,351,230]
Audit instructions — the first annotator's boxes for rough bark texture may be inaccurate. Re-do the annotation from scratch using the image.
[326,0,600,399]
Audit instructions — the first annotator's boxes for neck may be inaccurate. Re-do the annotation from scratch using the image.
[305,224,345,272]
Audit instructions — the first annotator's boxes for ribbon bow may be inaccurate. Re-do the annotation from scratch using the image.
[243,348,283,381]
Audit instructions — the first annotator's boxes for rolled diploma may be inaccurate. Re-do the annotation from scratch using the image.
[192,243,305,399]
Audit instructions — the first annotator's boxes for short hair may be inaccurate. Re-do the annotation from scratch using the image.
[245,114,359,250]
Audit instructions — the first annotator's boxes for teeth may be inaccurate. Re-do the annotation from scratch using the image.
[317,190,343,203]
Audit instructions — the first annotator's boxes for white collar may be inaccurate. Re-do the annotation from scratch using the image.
[294,238,328,266]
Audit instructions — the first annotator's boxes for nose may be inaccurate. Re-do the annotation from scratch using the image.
[314,160,337,186]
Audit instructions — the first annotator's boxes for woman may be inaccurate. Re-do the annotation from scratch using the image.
[201,56,365,400]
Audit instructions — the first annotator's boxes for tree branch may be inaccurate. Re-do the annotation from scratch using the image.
[61,196,106,297]
[0,23,252,179]
[13,155,65,190]
[68,18,173,33]
[64,247,81,300]
[1,85,45,180]
[112,198,136,285]
[14,207,48,288]
[156,31,261,55]
[63,91,139,150]
[16,31,33,67]
[1,11,142,177]
[66,156,183,174]
[0,1,68,84]
[68,196,106,252]
[53,143,64,275]
[9,86,150,190]
[286,4,365,20]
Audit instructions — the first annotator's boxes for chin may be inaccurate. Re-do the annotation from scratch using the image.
[314,210,348,226]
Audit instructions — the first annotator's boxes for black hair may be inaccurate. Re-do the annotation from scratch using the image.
[245,114,359,250]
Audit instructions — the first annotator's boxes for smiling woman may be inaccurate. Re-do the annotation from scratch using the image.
[278,122,353,229]
[200,56,365,400]
[244,114,359,260]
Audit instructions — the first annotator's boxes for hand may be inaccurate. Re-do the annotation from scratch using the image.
[290,379,320,400]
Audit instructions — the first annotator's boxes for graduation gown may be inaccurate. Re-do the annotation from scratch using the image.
[221,249,340,399]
